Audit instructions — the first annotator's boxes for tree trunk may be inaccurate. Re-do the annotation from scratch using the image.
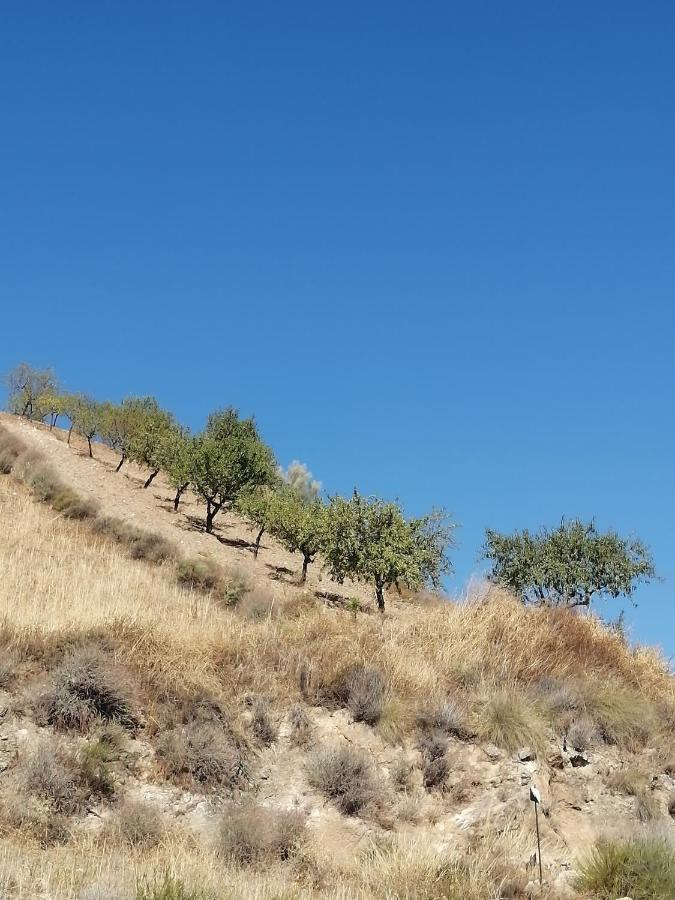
[87,437,93,458]
[301,553,311,583]
[375,580,385,612]
[67,425,73,445]
[143,469,159,489]
[254,527,265,559]
[205,500,221,534]
[116,454,125,473]
[173,483,189,511]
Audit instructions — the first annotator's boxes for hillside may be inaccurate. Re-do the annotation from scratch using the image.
[0,414,674,899]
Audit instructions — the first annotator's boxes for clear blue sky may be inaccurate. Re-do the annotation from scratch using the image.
[1,3,673,659]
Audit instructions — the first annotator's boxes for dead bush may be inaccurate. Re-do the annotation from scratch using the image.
[0,428,26,473]
[566,716,600,752]
[23,462,63,502]
[306,744,379,816]
[288,703,313,746]
[92,517,173,564]
[176,557,223,593]
[50,487,98,519]
[156,722,246,789]
[250,697,277,745]
[341,664,386,726]
[669,795,675,819]
[218,801,306,864]
[103,799,164,848]
[36,647,137,733]
[607,767,658,822]
[236,588,275,619]
[417,697,471,740]
[535,677,582,716]
[390,755,415,791]
[19,741,85,815]
[423,754,449,790]
[419,729,449,760]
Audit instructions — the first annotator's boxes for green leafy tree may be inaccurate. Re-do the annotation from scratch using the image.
[269,488,327,582]
[100,397,164,474]
[69,394,103,457]
[482,519,656,609]
[236,485,279,558]
[191,408,277,534]
[36,390,66,430]
[125,398,175,488]
[158,426,197,511]
[323,491,454,611]
[4,363,58,418]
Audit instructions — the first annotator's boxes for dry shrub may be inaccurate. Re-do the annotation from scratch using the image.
[217,801,306,864]
[306,743,379,816]
[607,767,658,821]
[478,687,545,753]
[423,754,449,791]
[0,739,96,844]
[535,676,582,716]
[668,794,675,819]
[176,556,223,593]
[390,755,415,791]
[419,728,449,761]
[0,427,26,473]
[50,486,98,519]
[0,649,18,688]
[336,663,386,726]
[36,647,137,733]
[288,703,313,746]
[566,716,600,751]
[103,799,164,848]
[155,722,246,789]
[236,587,275,619]
[250,697,277,745]
[417,696,471,740]
[92,517,173,564]
[223,566,252,605]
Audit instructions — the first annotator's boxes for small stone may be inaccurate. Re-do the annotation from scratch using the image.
[569,751,590,767]
[483,744,502,761]
[547,752,565,770]
[518,747,536,762]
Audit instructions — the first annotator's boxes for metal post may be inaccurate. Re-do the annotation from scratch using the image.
[534,799,543,886]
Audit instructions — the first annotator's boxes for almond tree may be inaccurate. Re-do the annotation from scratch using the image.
[159,426,197,511]
[191,408,277,534]
[69,394,103,457]
[269,488,327,582]
[4,363,58,418]
[126,399,175,488]
[482,519,655,609]
[323,491,454,611]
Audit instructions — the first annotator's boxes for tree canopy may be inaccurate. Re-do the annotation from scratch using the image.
[482,519,656,609]
[4,363,58,419]
[191,408,277,533]
[323,491,454,611]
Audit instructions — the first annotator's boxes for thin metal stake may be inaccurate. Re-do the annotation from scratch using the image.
[534,799,543,886]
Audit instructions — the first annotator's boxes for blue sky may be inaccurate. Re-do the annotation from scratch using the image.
[1,3,673,658]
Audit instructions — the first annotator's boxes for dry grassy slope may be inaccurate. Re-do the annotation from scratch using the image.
[0,414,674,900]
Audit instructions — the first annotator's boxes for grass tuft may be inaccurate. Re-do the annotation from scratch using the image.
[575,837,675,899]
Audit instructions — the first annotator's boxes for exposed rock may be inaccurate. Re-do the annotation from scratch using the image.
[518,747,536,762]
[569,752,590,768]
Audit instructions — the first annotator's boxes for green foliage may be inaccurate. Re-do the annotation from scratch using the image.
[158,426,197,509]
[268,487,326,582]
[67,394,103,457]
[323,491,453,610]
[482,519,656,608]
[191,408,277,533]
[35,390,66,429]
[136,874,214,900]
[3,362,58,418]
[124,398,175,486]
[575,837,675,899]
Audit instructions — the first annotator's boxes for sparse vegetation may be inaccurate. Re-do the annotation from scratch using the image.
[575,837,675,899]
[250,696,277,745]
[155,723,246,789]
[36,647,137,732]
[217,801,306,864]
[306,743,379,815]
[104,799,165,848]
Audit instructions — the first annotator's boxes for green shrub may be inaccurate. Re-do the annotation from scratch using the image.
[575,837,675,899]
[136,875,214,900]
